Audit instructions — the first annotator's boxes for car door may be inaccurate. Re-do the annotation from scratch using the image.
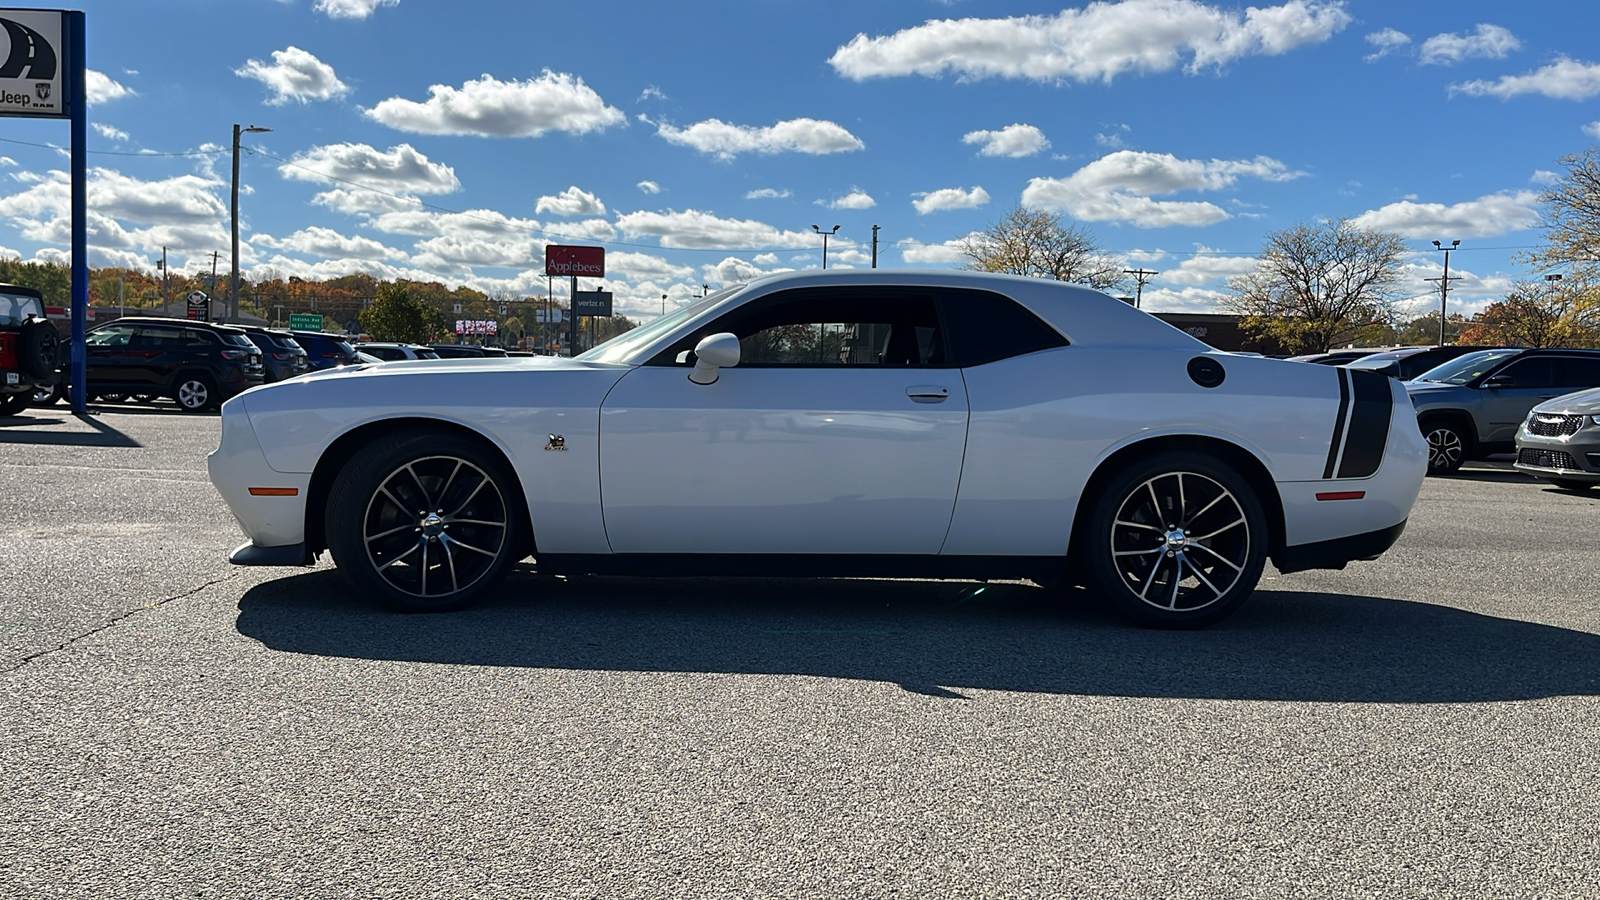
[1479,356,1561,443]
[83,323,139,388]
[598,287,969,555]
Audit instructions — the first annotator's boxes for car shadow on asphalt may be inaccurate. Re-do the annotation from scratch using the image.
[0,411,142,447]
[234,567,1600,703]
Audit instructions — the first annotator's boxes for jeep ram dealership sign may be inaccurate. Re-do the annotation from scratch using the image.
[0,10,67,119]
[544,245,604,277]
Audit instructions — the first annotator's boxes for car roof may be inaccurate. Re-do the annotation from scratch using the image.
[0,283,44,299]
[101,316,247,333]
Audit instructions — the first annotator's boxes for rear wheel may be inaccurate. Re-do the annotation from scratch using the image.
[98,392,129,404]
[1083,452,1268,629]
[1420,418,1468,476]
[173,375,216,412]
[0,392,29,416]
[131,393,159,405]
[325,432,522,612]
[31,382,63,406]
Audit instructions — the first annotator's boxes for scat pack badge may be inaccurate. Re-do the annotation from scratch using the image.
[544,434,567,451]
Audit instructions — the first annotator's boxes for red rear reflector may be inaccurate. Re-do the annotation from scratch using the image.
[1315,491,1365,501]
[248,487,300,497]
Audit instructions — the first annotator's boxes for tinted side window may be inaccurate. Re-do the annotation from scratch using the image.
[661,287,947,367]
[1493,357,1557,389]
[937,289,1068,367]
[1556,356,1600,388]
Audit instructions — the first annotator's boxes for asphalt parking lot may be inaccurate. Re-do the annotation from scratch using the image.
[3,404,1599,899]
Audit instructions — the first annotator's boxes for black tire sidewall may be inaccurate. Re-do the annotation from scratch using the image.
[0,392,29,416]
[18,320,58,379]
[325,432,522,612]
[1083,452,1268,629]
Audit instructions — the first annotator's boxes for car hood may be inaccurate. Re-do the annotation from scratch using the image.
[1402,380,1462,394]
[295,354,610,380]
[1532,386,1600,415]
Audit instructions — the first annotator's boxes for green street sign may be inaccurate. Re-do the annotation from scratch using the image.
[288,313,323,331]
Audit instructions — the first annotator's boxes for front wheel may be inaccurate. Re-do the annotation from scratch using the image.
[1083,453,1268,629]
[1421,419,1468,476]
[0,392,29,416]
[325,432,522,612]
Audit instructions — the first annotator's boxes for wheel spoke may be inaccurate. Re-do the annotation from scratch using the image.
[405,463,433,510]
[377,484,410,516]
[376,540,421,572]
[1137,553,1165,600]
[442,537,460,594]
[1180,552,1226,599]
[1114,519,1162,533]
[445,476,490,518]
[1191,517,1244,542]
[1185,491,1227,525]
[448,517,506,528]
[419,539,430,595]
[441,533,497,558]
[1113,547,1162,558]
[1146,481,1164,525]
[438,459,464,507]
[366,522,417,543]
[1186,541,1244,572]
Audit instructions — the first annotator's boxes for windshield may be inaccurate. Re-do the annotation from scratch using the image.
[1345,351,1408,369]
[576,288,739,365]
[0,292,43,326]
[1413,349,1521,384]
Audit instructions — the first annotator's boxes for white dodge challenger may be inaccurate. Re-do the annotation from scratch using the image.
[208,270,1426,628]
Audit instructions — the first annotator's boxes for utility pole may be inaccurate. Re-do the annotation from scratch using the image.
[1430,239,1460,347]
[871,224,880,268]
[210,250,220,320]
[158,246,168,307]
[1123,268,1158,308]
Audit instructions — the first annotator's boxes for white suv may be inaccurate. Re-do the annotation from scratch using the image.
[357,343,441,361]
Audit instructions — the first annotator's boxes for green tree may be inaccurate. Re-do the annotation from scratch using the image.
[1396,311,1467,346]
[958,206,1126,291]
[1222,219,1408,354]
[1458,279,1600,348]
[359,283,449,342]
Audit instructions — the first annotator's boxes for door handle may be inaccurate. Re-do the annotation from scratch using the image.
[906,385,949,403]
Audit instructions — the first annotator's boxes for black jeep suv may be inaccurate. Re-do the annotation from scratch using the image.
[58,317,265,412]
[0,284,59,416]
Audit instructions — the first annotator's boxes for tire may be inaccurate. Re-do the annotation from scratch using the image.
[172,375,216,412]
[1420,418,1468,476]
[98,392,129,404]
[325,432,522,612]
[1549,479,1595,492]
[1083,452,1268,629]
[0,392,29,416]
[131,393,159,405]
[17,319,59,379]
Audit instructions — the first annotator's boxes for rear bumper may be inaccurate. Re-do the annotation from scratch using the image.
[1272,520,1407,574]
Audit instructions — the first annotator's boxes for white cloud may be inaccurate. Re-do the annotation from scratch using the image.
[313,0,398,19]
[1419,24,1520,66]
[656,118,863,159]
[1157,253,1259,286]
[1531,170,1561,186]
[1452,58,1600,101]
[829,0,1351,83]
[912,186,990,214]
[1021,150,1303,228]
[86,70,132,104]
[962,124,1049,158]
[92,123,129,142]
[823,189,876,210]
[1349,191,1541,238]
[1095,125,1131,149]
[254,226,406,261]
[1138,286,1232,314]
[235,46,349,105]
[638,86,666,102]
[637,180,661,194]
[745,188,792,200]
[1363,28,1410,62]
[753,253,780,265]
[365,71,625,137]
[897,236,970,265]
[311,188,424,217]
[1583,122,1600,140]
[615,209,819,250]
[279,143,461,195]
[0,167,233,258]
[701,256,795,285]
[607,251,695,283]
[535,185,605,217]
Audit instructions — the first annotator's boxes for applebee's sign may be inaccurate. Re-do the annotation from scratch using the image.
[0,10,67,119]
[545,244,604,277]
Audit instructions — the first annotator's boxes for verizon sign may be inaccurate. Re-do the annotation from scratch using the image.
[545,244,604,277]
[0,10,67,119]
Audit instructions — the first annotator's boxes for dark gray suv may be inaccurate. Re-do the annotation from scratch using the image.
[1406,348,1600,475]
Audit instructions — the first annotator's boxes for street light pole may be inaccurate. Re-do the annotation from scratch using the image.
[1431,239,1460,347]
[812,224,840,270]
[231,124,271,324]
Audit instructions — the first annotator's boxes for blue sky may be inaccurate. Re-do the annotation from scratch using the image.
[1,0,1597,322]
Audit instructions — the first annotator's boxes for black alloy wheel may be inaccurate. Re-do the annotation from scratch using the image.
[1083,452,1268,629]
[326,432,522,612]
[1421,419,1467,476]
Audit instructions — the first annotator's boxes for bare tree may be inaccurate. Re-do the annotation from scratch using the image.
[958,206,1126,292]
[1532,148,1600,280]
[1222,219,1408,353]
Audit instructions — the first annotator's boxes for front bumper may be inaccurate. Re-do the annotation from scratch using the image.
[1514,431,1600,483]
[207,398,311,552]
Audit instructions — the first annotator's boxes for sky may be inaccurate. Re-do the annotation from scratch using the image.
[1,0,1598,323]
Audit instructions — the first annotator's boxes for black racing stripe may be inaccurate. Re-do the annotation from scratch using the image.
[1337,369,1393,479]
[1323,368,1350,479]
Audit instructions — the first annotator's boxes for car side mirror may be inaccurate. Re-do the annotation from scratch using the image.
[1483,374,1514,389]
[688,332,740,385]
